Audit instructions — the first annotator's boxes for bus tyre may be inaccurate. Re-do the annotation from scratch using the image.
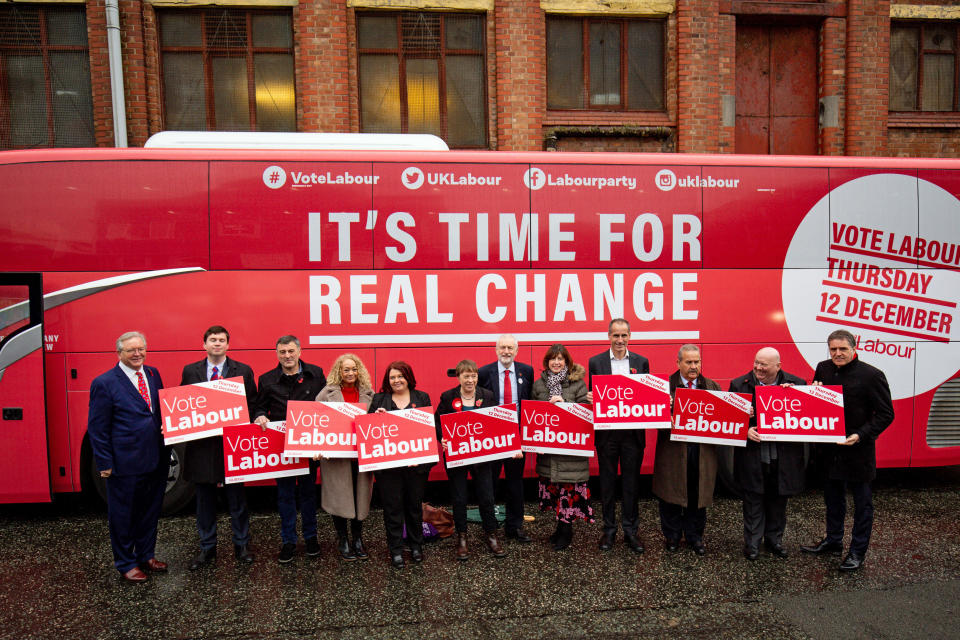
[85,443,195,516]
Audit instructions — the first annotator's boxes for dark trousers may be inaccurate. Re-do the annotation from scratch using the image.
[276,463,318,545]
[106,467,166,573]
[595,431,643,536]
[376,467,426,554]
[195,481,250,550]
[447,461,498,533]
[492,453,526,533]
[824,478,874,556]
[658,443,706,544]
[742,461,788,548]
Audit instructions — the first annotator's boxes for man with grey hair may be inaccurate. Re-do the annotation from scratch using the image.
[730,347,806,560]
[88,331,168,582]
[478,334,534,543]
[801,329,894,571]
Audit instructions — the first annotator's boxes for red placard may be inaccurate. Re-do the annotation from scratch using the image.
[440,403,522,468]
[355,408,439,472]
[284,401,367,458]
[159,377,250,445]
[755,385,846,443]
[671,389,752,447]
[520,400,594,457]
[592,374,672,430]
[222,422,309,484]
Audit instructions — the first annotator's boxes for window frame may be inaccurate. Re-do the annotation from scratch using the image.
[0,4,93,149]
[356,11,488,148]
[890,20,960,113]
[157,8,296,131]
[547,15,666,113]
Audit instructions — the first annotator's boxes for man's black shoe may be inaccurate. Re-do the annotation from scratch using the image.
[800,538,843,555]
[691,541,706,556]
[743,545,758,561]
[234,544,254,564]
[664,539,680,553]
[505,528,532,544]
[278,543,296,564]
[765,541,789,558]
[391,553,405,569]
[624,533,645,554]
[189,547,216,571]
[598,532,614,551]
[305,538,321,557]
[839,553,864,572]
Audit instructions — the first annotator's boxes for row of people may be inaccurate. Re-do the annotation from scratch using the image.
[87,322,892,582]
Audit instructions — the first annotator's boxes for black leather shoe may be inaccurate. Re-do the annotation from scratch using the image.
[234,544,254,564]
[598,532,614,551]
[505,528,532,544]
[624,533,645,554]
[189,547,217,571]
[553,522,573,551]
[765,541,789,558]
[839,553,864,572]
[743,545,759,561]
[800,538,843,555]
[549,523,562,545]
[691,541,706,556]
[409,545,424,563]
[390,553,405,569]
[336,537,357,561]
[664,539,680,553]
[352,537,369,560]
[305,538,321,557]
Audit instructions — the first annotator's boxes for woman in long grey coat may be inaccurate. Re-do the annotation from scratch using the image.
[315,353,375,561]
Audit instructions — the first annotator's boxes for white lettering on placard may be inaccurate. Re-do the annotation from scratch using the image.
[757,413,840,431]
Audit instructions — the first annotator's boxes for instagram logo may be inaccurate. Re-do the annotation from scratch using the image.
[655,169,676,191]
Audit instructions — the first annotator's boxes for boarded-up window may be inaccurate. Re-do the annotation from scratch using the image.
[0,5,94,149]
[159,9,295,131]
[547,17,664,111]
[890,22,959,112]
[358,12,487,148]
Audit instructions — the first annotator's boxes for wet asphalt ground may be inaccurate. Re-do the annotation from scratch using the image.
[1,467,958,640]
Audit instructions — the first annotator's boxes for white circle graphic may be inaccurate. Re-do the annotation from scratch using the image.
[523,167,546,191]
[262,165,286,189]
[401,166,424,190]
[782,173,960,400]
[655,169,676,191]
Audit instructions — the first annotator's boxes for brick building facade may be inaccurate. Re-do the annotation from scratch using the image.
[1,0,958,156]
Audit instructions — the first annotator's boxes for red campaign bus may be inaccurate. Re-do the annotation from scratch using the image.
[2,136,959,511]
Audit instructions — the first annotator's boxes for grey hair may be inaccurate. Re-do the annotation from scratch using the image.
[677,343,700,360]
[276,335,300,348]
[827,329,856,349]
[116,331,147,352]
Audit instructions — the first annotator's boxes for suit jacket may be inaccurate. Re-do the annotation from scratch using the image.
[253,360,326,422]
[729,369,807,496]
[434,385,497,441]
[180,357,258,484]
[87,364,166,477]
[651,371,720,508]
[588,349,650,447]
[813,355,894,482]
[368,388,434,474]
[477,361,534,404]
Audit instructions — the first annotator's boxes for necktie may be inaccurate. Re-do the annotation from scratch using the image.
[211,366,220,381]
[503,369,512,404]
[687,380,694,389]
[136,371,151,409]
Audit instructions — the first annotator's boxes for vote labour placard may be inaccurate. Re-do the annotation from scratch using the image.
[592,374,672,430]
[160,377,250,445]
[354,408,439,472]
[440,403,521,468]
[284,401,367,458]
[520,400,594,457]
[671,389,752,447]
[223,422,309,484]
[755,385,846,443]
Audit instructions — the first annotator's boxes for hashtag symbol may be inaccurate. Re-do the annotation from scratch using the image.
[269,171,280,184]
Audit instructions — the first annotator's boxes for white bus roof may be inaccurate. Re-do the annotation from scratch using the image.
[144,131,450,151]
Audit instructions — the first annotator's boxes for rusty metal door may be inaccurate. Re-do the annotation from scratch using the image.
[736,24,819,155]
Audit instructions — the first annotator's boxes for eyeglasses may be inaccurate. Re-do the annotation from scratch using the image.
[121,347,146,354]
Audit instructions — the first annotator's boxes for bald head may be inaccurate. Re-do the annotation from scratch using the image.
[753,347,781,385]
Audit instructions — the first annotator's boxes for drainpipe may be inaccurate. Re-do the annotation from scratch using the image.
[105,0,128,147]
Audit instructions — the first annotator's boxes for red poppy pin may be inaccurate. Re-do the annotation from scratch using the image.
[476,398,483,407]
[630,368,638,374]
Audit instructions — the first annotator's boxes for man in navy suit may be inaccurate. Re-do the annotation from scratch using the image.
[180,325,258,570]
[88,331,169,583]
[587,318,650,554]
[477,334,534,543]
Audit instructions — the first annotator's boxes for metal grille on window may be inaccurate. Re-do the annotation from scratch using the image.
[402,13,441,55]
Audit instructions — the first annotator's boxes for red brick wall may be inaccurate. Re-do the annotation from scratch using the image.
[296,1,351,133]
[494,0,544,151]
[553,135,674,153]
[845,0,890,156]
[717,13,735,153]
[888,130,960,157]
[86,1,113,147]
[820,16,846,155]
[120,1,149,146]
[677,0,720,153]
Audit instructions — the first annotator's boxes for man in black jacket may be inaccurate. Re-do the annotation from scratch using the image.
[181,325,258,570]
[252,335,326,564]
[587,318,650,554]
[729,347,805,561]
[801,329,894,571]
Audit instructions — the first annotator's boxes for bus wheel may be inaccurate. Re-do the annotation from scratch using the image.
[84,441,195,515]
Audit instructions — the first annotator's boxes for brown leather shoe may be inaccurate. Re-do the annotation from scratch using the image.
[486,532,507,558]
[455,532,469,562]
[141,558,168,573]
[121,567,148,583]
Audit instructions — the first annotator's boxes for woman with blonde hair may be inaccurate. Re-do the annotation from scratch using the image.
[315,353,375,561]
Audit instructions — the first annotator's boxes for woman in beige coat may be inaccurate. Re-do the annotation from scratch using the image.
[315,353,375,561]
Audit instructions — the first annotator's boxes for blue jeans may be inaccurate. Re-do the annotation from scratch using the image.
[276,467,318,545]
